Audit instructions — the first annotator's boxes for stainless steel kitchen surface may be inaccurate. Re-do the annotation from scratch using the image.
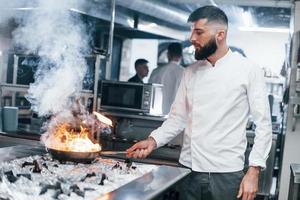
[0,135,190,200]
[0,0,298,199]
[0,133,41,148]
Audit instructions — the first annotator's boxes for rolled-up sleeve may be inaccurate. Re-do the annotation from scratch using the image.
[247,65,272,169]
[150,70,189,148]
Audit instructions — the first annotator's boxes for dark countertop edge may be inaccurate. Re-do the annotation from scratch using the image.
[101,111,168,121]
[0,131,41,141]
[101,154,181,167]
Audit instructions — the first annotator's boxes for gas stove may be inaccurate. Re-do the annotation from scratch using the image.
[0,154,157,200]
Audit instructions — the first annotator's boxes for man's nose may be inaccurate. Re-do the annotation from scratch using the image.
[189,32,196,43]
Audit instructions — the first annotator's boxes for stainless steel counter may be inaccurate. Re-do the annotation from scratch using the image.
[99,165,190,200]
[0,135,190,200]
[0,144,45,162]
[0,133,40,149]
[0,130,40,141]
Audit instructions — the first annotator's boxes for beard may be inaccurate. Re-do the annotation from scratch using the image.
[194,37,217,60]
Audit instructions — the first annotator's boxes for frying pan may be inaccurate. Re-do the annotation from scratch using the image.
[47,147,126,163]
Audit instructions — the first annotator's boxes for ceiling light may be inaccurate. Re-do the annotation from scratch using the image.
[238,26,290,33]
[139,23,158,30]
[126,19,134,28]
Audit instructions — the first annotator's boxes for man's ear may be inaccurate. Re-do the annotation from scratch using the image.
[216,30,226,42]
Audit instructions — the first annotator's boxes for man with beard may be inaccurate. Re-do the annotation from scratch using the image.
[126,5,272,200]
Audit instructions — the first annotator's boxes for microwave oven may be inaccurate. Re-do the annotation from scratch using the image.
[100,80,163,115]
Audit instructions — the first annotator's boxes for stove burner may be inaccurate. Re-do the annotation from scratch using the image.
[81,172,96,182]
[70,184,85,197]
[42,163,48,169]
[99,173,107,185]
[40,182,62,196]
[21,160,42,173]
[112,162,121,170]
[16,174,32,180]
[125,158,133,168]
[4,171,18,183]
[32,160,42,173]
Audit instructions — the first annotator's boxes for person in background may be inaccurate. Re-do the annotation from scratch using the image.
[128,58,149,83]
[126,5,272,200]
[149,42,184,115]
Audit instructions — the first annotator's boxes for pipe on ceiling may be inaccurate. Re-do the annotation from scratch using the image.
[115,0,190,28]
[164,0,292,8]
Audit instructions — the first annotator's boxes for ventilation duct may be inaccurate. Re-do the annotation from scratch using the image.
[115,0,190,29]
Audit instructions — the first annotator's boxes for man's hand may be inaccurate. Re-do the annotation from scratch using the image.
[237,166,260,200]
[126,137,157,159]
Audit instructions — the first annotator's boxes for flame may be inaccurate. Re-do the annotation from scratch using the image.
[93,111,112,126]
[44,112,112,152]
[45,123,101,152]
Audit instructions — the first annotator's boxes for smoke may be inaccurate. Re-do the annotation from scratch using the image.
[0,1,20,25]
[12,0,90,116]
[0,12,12,26]
[3,0,112,146]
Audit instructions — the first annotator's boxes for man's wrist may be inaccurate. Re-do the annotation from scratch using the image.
[249,166,261,174]
[147,136,157,149]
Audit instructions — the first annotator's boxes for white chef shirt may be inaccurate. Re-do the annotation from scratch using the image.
[150,50,272,172]
[149,61,184,115]
[149,65,164,84]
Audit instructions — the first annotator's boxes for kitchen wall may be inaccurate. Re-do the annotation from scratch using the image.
[228,29,290,77]
[119,39,158,83]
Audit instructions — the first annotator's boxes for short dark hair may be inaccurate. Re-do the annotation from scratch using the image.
[188,5,228,26]
[135,58,148,68]
[168,42,182,58]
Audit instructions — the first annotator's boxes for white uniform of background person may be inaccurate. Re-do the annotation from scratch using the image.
[149,61,183,115]
[149,43,184,115]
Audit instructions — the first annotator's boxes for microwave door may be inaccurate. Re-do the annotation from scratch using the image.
[100,81,146,113]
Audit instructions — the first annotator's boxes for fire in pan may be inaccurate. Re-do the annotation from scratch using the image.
[44,111,126,163]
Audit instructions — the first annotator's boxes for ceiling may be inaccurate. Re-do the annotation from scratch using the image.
[0,0,293,41]
[114,0,292,30]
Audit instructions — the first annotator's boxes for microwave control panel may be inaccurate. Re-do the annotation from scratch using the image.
[142,85,152,110]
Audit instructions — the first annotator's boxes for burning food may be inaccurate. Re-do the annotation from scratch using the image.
[43,110,112,163]
[45,123,102,153]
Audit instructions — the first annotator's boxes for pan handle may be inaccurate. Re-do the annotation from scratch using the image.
[100,151,127,155]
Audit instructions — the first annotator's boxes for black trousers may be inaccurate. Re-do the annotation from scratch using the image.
[178,169,244,200]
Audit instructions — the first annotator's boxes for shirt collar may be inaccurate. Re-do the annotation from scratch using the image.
[204,48,232,67]
[170,60,181,65]
[214,48,232,66]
